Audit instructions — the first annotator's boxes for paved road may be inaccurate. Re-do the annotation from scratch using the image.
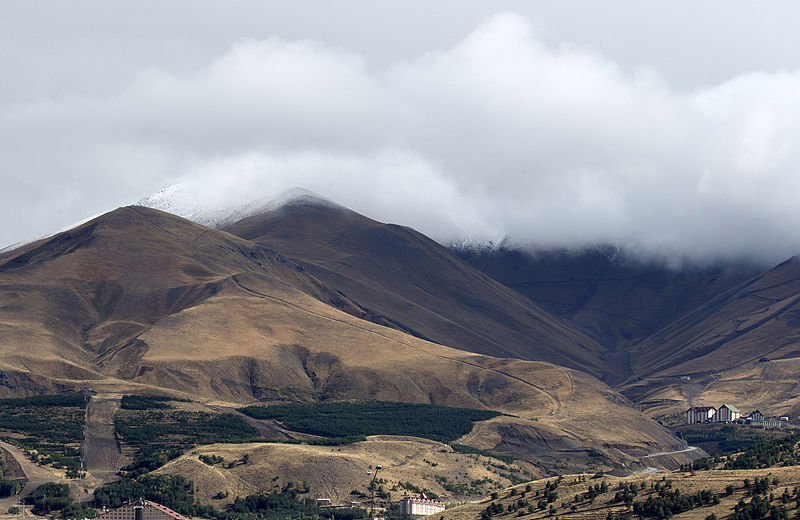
[632,466,662,475]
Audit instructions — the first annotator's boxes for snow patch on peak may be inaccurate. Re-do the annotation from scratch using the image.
[260,187,342,212]
[137,185,341,228]
[449,236,511,256]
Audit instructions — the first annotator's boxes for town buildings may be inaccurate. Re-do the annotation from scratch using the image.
[744,410,764,423]
[684,404,779,425]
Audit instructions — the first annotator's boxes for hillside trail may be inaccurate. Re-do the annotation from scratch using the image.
[82,394,128,489]
[645,445,698,458]
[0,441,68,509]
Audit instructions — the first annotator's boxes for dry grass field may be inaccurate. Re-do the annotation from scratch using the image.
[155,436,531,506]
[441,465,800,520]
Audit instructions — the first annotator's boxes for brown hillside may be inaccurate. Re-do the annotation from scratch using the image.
[0,206,682,468]
[222,200,607,377]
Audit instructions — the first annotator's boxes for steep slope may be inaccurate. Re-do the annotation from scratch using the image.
[221,200,607,377]
[0,206,683,468]
[453,245,758,366]
[0,205,370,393]
[619,256,800,417]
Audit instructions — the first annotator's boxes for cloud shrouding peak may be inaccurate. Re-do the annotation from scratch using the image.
[3,12,800,264]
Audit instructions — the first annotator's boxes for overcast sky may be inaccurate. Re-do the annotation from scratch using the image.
[3,1,800,264]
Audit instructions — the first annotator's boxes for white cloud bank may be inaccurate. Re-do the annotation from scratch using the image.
[3,12,800,263]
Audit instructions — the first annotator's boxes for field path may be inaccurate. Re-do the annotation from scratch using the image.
[83,394,128,485]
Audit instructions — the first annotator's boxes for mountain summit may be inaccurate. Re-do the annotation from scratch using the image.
[138,185,339,229]
[222,197,608,376]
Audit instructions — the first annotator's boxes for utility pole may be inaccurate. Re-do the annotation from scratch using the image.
[367,464,382,520]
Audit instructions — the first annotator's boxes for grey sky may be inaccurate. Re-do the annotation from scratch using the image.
[2,1,800,263]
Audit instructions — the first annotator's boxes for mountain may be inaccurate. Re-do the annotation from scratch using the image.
[221,197,607,377]
[0,205,684,469]
[449,243,800,418]
[619,255,800,418]
[452,245,760,382]
[139,188,796,422]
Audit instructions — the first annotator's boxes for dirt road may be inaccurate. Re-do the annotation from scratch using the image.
[83,395,128,486]
[0,441,66,510]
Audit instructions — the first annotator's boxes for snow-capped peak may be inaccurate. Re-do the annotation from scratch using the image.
[137,185,340,228]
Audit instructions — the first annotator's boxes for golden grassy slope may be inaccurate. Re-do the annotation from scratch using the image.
[442,466,800,520]
[0,206,682,468]
[155,436,528,505]
[616,256,800,418]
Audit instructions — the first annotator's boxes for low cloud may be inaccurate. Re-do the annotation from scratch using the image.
[2,12,800,264]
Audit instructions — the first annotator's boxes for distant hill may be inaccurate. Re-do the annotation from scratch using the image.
[452,244,800,417]
[452,245,759,377]
[619,255,800,418]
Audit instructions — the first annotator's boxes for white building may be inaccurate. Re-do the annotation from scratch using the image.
[400,494,445,519]
[686,406,716,424]
[714,404,741,423]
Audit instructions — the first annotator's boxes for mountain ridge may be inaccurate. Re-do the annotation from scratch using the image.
[222,200,608,377]
[0,204,685,471]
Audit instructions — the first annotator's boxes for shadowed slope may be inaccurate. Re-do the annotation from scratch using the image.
[453,246,758,373]
[619,256,800,417]
[222,201,607,377]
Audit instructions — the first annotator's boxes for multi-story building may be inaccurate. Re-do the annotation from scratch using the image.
[400,494,446,519]
[96,499,187,520]
[744,410,765,423]
[686,406,716,424]
[714,404,741,423]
